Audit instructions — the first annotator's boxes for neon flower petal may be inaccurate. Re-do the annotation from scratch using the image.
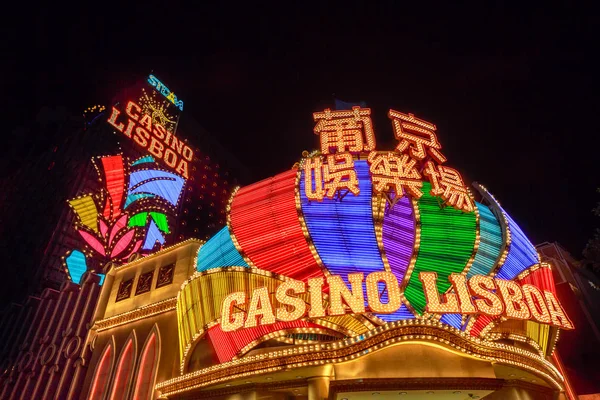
[110,229,136,258]
[122,240,143,260]
[109,214,129,245]
[101,155,125,219]
[98,219,109,239]
[78,230,106,257]
[65,250,87,284]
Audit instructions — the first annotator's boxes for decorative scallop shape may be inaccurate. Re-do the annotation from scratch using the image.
[404,182,477,315]
[197,227,249,271]
[229,170,323,281]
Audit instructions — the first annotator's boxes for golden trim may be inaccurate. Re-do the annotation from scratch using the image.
[517,262,551,281]
[236,327,343,357]
[157,319,563,396]
[462,201,480,277]
[94,297,177,332]
[113,239,204,272]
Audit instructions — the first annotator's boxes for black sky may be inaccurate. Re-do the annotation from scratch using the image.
[2,2,598,256]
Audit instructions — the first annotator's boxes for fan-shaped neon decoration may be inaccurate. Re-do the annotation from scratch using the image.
[206,320,315,363]
[128,169,185,207]
[381,195,415,287]
[69,195,99,232]
[201,172,552,326]
[404,182,476,315]
[100,155,125,219]
[149,212,169,233]
[229,170,323,281]
[468,202,503,277]
[131,155,156,166]
[300,160,412,321]
[197,227,249,271]
[124,193,156,208]
[495,209,540,280]
[300,161,385,277]
[129,212,149,228]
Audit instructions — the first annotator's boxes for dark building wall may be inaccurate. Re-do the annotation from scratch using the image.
[537,242,600,396]
[0,272,102,399]
[1,98,249,305]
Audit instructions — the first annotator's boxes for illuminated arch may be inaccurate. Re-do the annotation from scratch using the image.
[108,330,137,400]
[87,336,115,400]
[132,325,161,400]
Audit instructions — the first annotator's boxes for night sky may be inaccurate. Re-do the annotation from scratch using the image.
[2,3,598,258]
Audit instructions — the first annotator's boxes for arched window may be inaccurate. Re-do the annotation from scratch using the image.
[132,325,161,400]
[108,331,137,400]
[88,337,115,399]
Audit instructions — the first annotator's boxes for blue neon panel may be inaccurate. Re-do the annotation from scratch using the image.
[131,155,156,166]
[467,202,503,277]
[98,273,106,286]
[300,160,385,276]
[495,209,540,280]
[376,304,415,322]
[65,250,87,284]
[128,169,185,206]
[300,160,412,321]
[143,219,165,250]
[197,226,249,271]
[441,313,463,329]
[124,193,156,208]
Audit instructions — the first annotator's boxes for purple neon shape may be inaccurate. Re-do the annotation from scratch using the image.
[381,195,415,285]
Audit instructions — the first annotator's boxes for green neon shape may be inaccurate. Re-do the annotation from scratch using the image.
[404,182,477,315]
[128,212,148,227]
[150,212,170,234]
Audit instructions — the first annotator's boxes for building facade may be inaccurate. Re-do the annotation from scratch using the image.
[1,105,579,399]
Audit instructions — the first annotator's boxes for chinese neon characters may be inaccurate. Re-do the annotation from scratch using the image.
[304,107,375,201]
[303,106,474,212]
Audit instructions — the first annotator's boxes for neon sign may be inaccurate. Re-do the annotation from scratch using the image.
[219,271,573,332]
[107,100,194,178]
[177,106,575,365]
[148,74,184,111]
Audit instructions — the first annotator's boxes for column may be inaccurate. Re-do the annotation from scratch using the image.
[307,377,330,400]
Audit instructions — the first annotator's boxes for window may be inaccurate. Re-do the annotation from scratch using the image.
[135,271,154,296]
[132,326,160,400]
[88,338,114,399]
[108,332,137,400]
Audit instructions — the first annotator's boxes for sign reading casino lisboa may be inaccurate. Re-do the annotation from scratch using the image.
[220,271,572,332]
[181,106,572,364]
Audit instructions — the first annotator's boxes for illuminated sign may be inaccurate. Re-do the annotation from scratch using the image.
[148,74,184,111]
[107,100,194,178]
[304,107,473,211]
[219,271,573,332]
[177,106,574,365]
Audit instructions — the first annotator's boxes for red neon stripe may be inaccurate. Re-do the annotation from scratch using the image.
[518,266,556,294]
[552,351,578,400]
[230,169,323,281]
[110,339,134,400]
[207,320,314,363]
[101,155,125,219]
[90,345,112,399]
[132,334,157,400]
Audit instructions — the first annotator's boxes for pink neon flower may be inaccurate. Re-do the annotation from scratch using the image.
[77,214,142,265]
